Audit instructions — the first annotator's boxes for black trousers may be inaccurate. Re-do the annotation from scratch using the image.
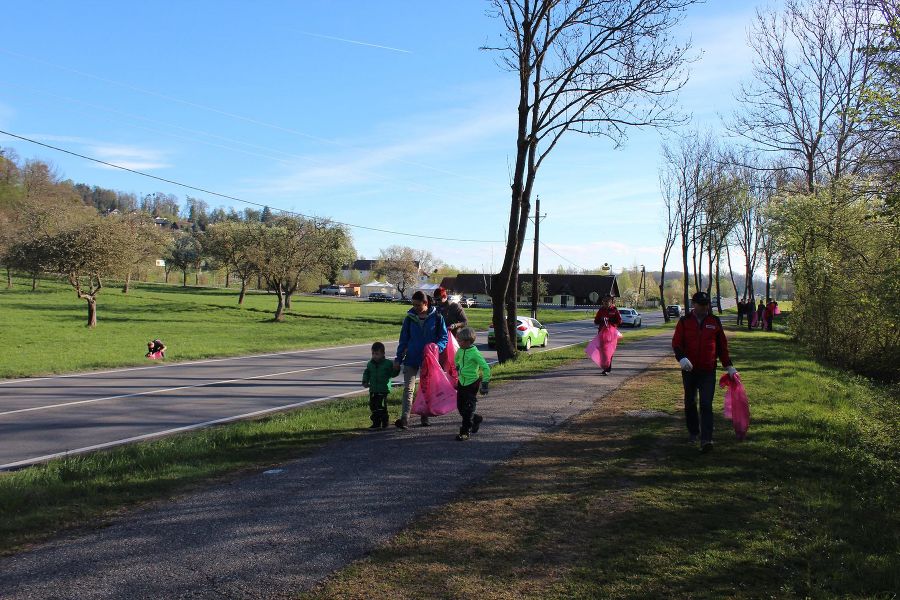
[457,379,481,433]
[369,393,388,426]
[682,370,716,443]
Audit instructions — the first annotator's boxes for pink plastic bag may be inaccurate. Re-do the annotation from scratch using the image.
[146,351,164,360]
[774,305,781,315]
[439,332,460,386]
[585,326,619,370]
[719,374,733,419]
[412,343,458,417]
[719,373,750,440]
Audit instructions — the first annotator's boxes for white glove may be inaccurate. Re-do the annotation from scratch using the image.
[679,358,693,372]
[726,366,738,378]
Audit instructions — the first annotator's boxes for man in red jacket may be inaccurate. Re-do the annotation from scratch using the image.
[672,291,739,453]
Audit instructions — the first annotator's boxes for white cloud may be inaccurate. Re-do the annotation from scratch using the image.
[250,101,513,197]
[20,134,172,171]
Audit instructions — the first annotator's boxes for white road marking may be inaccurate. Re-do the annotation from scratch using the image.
[0,388,365,471]
[0,360,368,417]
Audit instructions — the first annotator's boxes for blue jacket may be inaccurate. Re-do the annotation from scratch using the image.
[395,306,448,367]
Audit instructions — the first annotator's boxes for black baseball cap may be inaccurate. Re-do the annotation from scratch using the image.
[691,291,710,305]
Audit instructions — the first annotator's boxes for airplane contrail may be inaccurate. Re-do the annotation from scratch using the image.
[299,31,412,54]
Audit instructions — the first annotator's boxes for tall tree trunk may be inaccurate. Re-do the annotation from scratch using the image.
[238,279,247,305]
[725,245,740,304]
[165,269,170,284]
[681,243,690,308]
[182,270,188,287]
[225,270,231,288]
[285,291,293,309]
[273,285,286,322]
[714,256,722,314]
[86,297,97,328]
[122,272,131,294]
[31,275,37,291]
[659,271,668,322]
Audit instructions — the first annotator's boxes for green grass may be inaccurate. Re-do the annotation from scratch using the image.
[0,277,592,378]
[304,323,899,599]
[0,329,669,555]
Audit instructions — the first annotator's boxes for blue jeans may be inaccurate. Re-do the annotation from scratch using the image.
[682,370,716,443]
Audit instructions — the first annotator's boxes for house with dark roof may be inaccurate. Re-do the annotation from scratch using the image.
[441,273,619,307]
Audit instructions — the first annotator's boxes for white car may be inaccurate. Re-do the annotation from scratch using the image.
[618,307,642,327]
[460,296,476,308]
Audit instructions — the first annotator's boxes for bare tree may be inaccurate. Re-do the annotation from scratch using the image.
[205,221,259,304]
[731,0,880,192]
[483,0,695,362]
[374,245,419,300]
[657,152,681,321]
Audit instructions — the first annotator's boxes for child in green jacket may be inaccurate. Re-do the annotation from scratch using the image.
[362,342,394,428]
[454,327,491,441]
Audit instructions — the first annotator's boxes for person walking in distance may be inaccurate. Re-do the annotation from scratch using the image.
[393,290,448,429]
[593,294,622,375]
[672,291,739,453]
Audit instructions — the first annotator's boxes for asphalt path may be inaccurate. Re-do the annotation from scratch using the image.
[0,309,666,469]
[0,327,676,600]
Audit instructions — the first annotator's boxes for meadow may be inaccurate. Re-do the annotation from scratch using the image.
[0,277,592,378]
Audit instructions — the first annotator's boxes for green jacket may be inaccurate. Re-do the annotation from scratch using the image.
[362,359,394,395]
[454,346,491,387]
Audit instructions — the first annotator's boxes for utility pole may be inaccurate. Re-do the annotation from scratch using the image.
[638,264,646,302]
[530,196,547,319]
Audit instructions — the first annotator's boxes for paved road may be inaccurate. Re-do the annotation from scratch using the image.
[0,310,665,469]
[0,330,675,600]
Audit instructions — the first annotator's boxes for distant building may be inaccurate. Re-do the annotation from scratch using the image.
[441,273,619,307]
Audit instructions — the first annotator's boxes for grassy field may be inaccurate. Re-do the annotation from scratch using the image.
[303,324,899,599]
[0,277,594,378]
[0,327,676,556]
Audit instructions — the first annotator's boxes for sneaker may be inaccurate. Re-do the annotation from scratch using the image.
[456,432,470,441]
[471,414,483,434]
[700,441,714,453]
[394,418,408,430]
[420,416,431,427]
[600,371,608,376]
[688,434,698,444]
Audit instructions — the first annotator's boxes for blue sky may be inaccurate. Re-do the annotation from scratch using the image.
[0,1,769,274]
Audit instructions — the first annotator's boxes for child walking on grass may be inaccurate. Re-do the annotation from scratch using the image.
[362,342,394,428]
[454,327,490,441]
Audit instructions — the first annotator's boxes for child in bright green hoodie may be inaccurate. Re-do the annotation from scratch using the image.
[454,327,490,441]
[362,342,394,428]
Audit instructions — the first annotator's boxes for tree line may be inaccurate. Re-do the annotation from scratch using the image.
[0,149,355,326]
[658,0,899,381]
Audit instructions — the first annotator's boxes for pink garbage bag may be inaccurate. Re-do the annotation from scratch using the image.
[774,305,781,315]
[146,351,164,360]
[439,332,460,386]
[412,343,458,417]
[719,373,750,440]
[585,326,619,370]
[719,374,733,419]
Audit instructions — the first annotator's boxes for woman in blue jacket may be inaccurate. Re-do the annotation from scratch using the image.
[393,290,448,429]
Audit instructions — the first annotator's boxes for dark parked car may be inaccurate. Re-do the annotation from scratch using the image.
[367,292,394,302]
[666,304,684,318]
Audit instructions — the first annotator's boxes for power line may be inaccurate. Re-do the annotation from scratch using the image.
[0,128,504,244]
[539,241,586,271]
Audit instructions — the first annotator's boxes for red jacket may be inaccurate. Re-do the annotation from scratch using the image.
[594,306,622,329]
[672,314,732,372]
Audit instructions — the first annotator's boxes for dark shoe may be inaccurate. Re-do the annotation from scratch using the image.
[471,414,483,434]
[688,434,698,444]
[394,418,408,430]
[700,441,714,453]
[456,432,470,441]
[368,422,380,429]
[381,419,389,428]
[600,371,608,376]
[420,416,431,427]
[603,368,611,374]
